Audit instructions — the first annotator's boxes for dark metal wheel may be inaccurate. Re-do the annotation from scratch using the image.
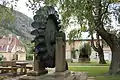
[31,6,61,68]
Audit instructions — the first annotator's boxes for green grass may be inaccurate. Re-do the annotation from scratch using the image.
[95,76,120,80]
[68,61,110,66]
[69,66,120,80]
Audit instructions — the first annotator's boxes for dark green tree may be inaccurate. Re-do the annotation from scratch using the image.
[79,42,91,62]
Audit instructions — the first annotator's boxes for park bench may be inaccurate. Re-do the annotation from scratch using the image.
[16,61,33,74]
[0,61,18,75]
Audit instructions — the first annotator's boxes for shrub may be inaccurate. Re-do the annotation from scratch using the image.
[26,54,34,60]
[79,42,91,62]
[79,43,91,56]
[0,54,3,61]
[71,48,76,59]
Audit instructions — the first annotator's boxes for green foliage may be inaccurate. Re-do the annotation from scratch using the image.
[21,39,34,54]
[44,0,58,6]
[0,54,3,61]
[25,39,34,61]
[26,0,114,43]
[81,25,87,32]
[26,54,34,60]
[68,28,81,44]
[18,39,34,60]
[110,0,120,3]
[0,0,21,30]
[0,4,14,28]
[79,42,91,56]
[71,48,78,59]
[27,0,120,29]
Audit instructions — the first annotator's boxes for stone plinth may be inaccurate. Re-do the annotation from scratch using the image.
[50,70,71,78]
[27,69,48,76]
[19,76,36,80]
[55,37,66,72]
[30,58,48,76]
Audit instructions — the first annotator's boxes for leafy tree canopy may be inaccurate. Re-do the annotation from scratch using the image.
[26,0,120,37]
[0,0,18,28]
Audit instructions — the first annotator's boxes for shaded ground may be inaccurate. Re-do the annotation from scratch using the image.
[0,72,26,80]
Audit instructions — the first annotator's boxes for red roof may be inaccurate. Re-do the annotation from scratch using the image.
[0,36,23,52]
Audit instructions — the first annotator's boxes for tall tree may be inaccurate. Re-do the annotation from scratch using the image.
[91,31,106,64]
[94,0,120,75]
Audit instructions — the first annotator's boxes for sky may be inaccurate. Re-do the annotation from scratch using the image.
[13,0,33,18]
[0,0,34,18]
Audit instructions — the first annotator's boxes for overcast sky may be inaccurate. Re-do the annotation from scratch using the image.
[14,0,33,18]
[0,0,33,18]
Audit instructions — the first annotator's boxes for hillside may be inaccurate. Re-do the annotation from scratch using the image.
[0,10,34,40]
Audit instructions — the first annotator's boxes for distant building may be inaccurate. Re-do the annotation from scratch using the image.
[65,39,112,62]
[0,35,26,61]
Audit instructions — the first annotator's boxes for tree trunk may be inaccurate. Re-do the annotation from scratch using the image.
[108,44,120,75]
[109,48,120,75]
[96,27,120,75]
[96,33,106,64]
[97,46,106,64]
[90,32,106,64]
[94,0,120,75]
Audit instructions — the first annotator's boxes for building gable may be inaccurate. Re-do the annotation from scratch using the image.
[0,35,24,53]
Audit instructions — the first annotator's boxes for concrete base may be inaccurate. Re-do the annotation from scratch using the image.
[27,69,48,76]
[19,71,88,80]
[50,70,71,78]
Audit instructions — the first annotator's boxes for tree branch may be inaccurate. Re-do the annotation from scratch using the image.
[91,32,98,52]
[101,2,110,17]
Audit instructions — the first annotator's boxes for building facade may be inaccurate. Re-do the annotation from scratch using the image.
[65,39,112,62]
[0,35,26,61]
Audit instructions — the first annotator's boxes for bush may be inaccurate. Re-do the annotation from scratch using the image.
[26,54,34,60]
[79,42,91,62]
[79,43,91,56]
[0,57,2,61]
[0,54,3,61]
[71,48,76,59]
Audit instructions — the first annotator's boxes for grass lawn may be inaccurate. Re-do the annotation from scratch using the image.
[68,61,110,66]
[69,66,120,80]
